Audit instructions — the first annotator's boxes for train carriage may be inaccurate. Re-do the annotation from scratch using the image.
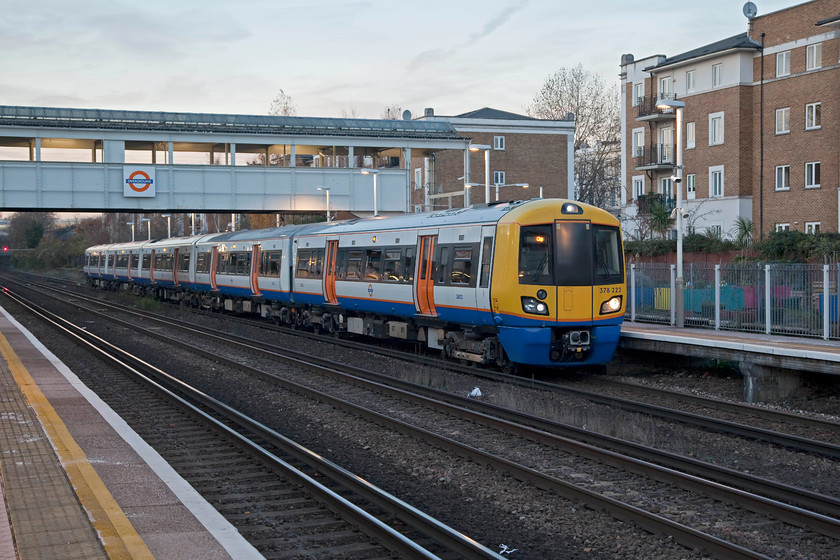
[84,198,625,369]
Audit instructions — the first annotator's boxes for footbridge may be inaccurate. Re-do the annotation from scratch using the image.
[0,106,468,215]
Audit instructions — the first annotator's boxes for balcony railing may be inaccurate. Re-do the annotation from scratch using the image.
[636,93,677,119]
[633,143,676,169]
[636,193,676,214]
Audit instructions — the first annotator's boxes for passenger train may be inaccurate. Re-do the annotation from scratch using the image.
[84,199,626,370]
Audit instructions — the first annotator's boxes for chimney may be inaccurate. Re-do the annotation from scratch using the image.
[424,107,434,117]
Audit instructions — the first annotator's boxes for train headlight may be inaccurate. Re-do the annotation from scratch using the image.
[600,296,623,314]
[521,296,550,315]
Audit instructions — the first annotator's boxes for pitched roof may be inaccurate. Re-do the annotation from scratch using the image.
[454,107,535,120]
[647,32,762,71]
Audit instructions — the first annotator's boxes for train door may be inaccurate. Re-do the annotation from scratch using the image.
[173,248,180,286]
[554,220,593,322]
[210,246,219,291]
[149,250,156,284]
[415,235,437,316]
[475,226,495,315]
[251,244,261,296]
[323,239,339,304]
[127,252,133,281]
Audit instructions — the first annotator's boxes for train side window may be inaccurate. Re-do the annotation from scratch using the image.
[364,249,382,280]
[383,249,403,282]
[593,225,623,285]
[260,251,282,277]
[295,250,312,279]
[451,246,473,285]
[346,250,363,279]
[313,249,324,278]
[216,253,229,274]
[403,247,415,284]
[437,246,449,284]
[177,252,190,273]
[196,252,210,274]
[519,225,554,285]
[479,237,493,288]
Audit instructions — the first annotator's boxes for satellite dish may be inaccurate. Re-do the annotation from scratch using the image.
[402,109,412,120]
[743,1,757,19]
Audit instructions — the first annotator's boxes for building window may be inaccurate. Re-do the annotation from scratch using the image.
[659,127,673,163]
[775,107,790,134]
[660,177,673,199]
[805,102,821,130]
[805,222,821,234]
[775,165,790,191]
[776,51,790,77]
[709,165,724,197]
[775,223,790,232]
[659,76,672,97]
[493,170,505,185]
[707,225,722,237]
[807,43,822,71]
[494,136,505,150]
[805,162,820,188]
[414,168,422,190]
[633,82,644,106]
[686,69,695,91]
[686,173,696,200]
[686,122,695,149]
[709,112,724,145]
[712,63,722,87]
[632,128,644,157]
[633,176,645,199]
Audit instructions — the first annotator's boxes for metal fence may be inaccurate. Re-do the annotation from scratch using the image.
[627,262,840,340]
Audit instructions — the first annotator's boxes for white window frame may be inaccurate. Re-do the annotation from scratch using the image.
[632,127,645,157]
[709,112,724,146]
[660,177,673,199]
[712,63,722,87]
[686,122,695,149]
[807,43,822,71]
[775,223,790,232]
[632,175,645,199]
[686,69,695,91]
[493,170,505,186]
[805,161,820,189]
[658,75,672,97]
[776,51,790,77]
[805,102,821,130]
[493,135,505,150]
[686,173,696,200]
[709,165,724,198]
[805,221,821,234]
[775,107,790,134]
[775,165,790,191]
[414,168,422,190]
[632,82,644,107]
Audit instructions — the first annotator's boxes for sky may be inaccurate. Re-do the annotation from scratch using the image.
[1,0,798,119]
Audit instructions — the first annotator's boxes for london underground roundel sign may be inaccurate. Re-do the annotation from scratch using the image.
[123,166,156,197]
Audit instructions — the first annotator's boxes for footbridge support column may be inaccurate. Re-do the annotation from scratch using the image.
[739,361,806,403]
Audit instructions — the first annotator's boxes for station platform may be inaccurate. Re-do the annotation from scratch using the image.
[0,306,263,560]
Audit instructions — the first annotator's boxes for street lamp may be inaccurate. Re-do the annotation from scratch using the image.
[469,144,491,203]
[126,222,135,242]
[360,169,380,216]
[495,183,530,201]
[316,186,331,221]
[463,182,482,207]
[161,214,171,238]
[656,97,686,327]
[522,184,544,198]
[141,218,151,240]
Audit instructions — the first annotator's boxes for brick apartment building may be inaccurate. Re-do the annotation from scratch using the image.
[415,107,575,211]
[620,0,840,240]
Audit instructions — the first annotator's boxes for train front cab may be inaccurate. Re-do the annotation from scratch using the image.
[491,201,625,367]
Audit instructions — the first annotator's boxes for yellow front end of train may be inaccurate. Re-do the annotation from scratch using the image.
[489,199,625,366]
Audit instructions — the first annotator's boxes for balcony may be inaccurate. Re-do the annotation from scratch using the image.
[636,94,678,121]
[633,143,676,171]
[636,193,676,215]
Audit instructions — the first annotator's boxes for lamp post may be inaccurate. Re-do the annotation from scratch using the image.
[316,186,331,221]
[161,214,171,238]
[360,169,380,216]
[126,222,135,242]
[463,182,481,207]
[656,98,686,327]
[141,218,151,240]
[469,144,491,204]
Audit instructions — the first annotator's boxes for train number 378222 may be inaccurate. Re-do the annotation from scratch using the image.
[599,287,622,294]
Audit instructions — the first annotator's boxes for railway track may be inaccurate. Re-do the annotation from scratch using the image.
[2,287,502,560]
[6,274,840,559]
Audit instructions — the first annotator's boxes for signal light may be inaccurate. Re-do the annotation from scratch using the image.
[2,247,7,252]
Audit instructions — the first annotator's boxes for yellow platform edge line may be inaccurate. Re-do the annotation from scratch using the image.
[0,331,155,560]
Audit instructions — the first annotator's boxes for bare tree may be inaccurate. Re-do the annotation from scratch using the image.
[528,65,620,209]
[269,89,296,116]
[381,104,403,120]
[341,105,360,119]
